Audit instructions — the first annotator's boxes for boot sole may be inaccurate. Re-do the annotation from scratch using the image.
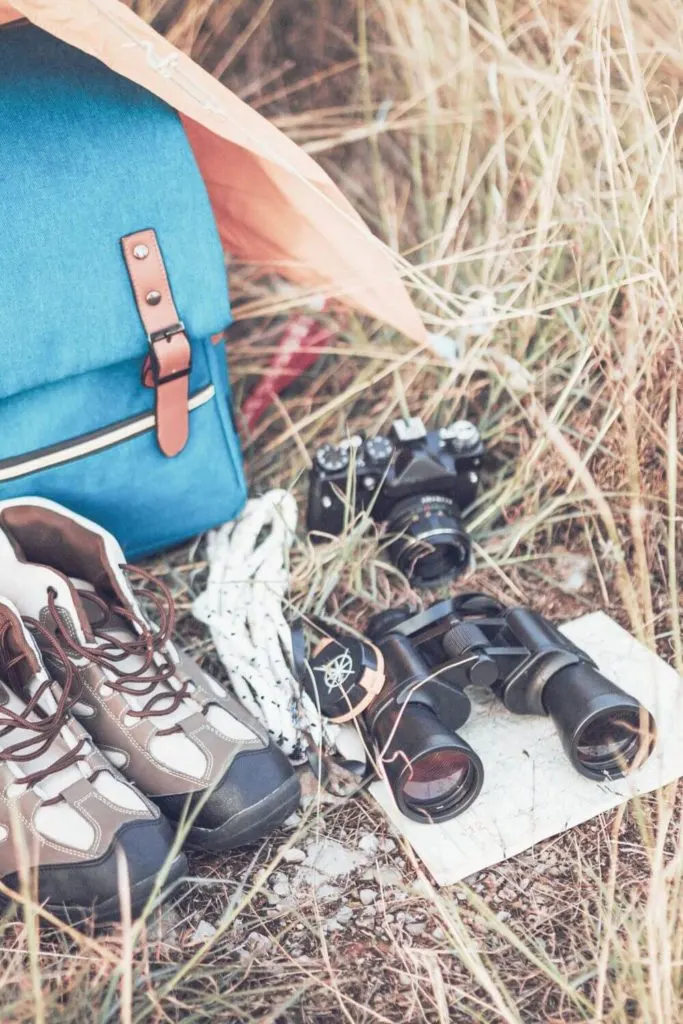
[183,773,301,853]
[0,852,187,928]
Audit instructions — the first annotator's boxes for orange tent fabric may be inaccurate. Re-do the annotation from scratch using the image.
[0,1,425,343]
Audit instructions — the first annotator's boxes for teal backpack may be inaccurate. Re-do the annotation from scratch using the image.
[0,23,247,558]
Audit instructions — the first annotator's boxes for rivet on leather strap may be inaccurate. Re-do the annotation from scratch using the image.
[121,228,192,458]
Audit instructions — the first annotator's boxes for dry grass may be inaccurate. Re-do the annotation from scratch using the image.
[1,1,682,1021]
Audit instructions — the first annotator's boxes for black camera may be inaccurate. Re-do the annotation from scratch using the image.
[365,595,656,824]
[307,417,484,587]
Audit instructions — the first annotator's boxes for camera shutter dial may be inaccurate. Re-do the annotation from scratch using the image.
[365,436,393,464]
[440,420,480,453]
[315,443,350,474]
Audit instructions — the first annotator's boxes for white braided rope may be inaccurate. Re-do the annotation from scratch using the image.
[193,490,337,761]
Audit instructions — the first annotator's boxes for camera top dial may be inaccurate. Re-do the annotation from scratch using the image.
[364,436,393,464]
[439,420,481,454]
[315,443,350,474]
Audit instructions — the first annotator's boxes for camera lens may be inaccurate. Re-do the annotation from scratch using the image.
[575,709,643,773]
[386,494,471,588]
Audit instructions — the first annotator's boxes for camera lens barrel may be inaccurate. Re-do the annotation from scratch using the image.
[386,494,471,588]
[542,662,656,780]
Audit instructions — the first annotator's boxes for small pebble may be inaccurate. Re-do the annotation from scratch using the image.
[358,833,380,854]
[407,922,426,937]
[359,889,377,906]
[282,847,306,864]
[317,884,341,901]
[246,932,273,952]
[336,906,354,925]
[376,867,402,888]
[189,919,217,944]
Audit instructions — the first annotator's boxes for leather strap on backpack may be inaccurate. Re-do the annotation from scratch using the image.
[121,229,191,457]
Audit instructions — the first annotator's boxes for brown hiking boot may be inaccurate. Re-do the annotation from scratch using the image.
[0,499,300,852]
[0,597,186,925]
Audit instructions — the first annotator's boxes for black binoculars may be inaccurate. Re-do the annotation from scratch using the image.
[365,594,656,824]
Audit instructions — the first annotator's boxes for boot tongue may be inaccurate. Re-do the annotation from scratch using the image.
[0,598,43,687]
[0,547,93,644]
[70,579,200,724]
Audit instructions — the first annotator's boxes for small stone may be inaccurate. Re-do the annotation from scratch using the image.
[376,867,403,888]
[246,932,273,952]
[359,889,377,906]
[497,910,511,923]
[189,919,217,944]
[273,882,290,898]
[358,834,380,854]
[282,847,306,864]
[336,906,353,925]
[432,927,445,940]
[316,884,341,901]
[379,838,397,854]
[407,922,426,937]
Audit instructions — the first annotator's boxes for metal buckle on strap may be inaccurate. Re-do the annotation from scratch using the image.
[148,322,192,386]
[148,321,186,345]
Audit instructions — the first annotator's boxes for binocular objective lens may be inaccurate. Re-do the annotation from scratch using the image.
[575,709,643,771]
[542,661,656,781]
[402,749,474,804]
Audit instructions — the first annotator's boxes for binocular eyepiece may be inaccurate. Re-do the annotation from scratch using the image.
[364,597,656,824]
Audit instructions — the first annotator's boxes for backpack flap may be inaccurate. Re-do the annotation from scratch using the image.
[0,24,231,456]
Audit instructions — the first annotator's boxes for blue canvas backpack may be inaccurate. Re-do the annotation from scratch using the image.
[0,23,247,558]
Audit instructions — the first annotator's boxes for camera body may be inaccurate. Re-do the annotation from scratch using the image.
[307,417,485,586]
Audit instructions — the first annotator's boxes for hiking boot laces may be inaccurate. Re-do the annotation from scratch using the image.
[46,566,192,734]
[0,618,86,796]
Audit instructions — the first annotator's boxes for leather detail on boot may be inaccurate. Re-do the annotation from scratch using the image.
[1,816,179,910]
[154,742,297,830]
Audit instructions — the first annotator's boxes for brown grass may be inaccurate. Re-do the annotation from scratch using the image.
[0,1,681,1021]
